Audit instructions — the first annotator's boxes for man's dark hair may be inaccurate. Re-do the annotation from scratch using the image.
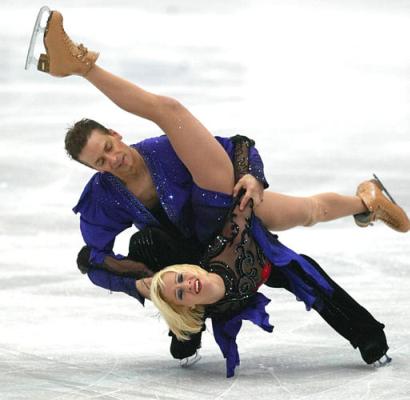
[65,118,110,163]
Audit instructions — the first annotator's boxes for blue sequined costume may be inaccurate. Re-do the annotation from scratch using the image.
[73,135,267,302]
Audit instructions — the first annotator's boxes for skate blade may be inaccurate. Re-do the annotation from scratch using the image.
[373,173,397,205]
[373,354,392,368]
[179,351,201,368]
[24,6,51,70]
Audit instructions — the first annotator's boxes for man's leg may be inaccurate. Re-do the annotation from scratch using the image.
[128,227,200,273]
[265,255,389,364]
[300,254,389,364]
[128,228,203,363]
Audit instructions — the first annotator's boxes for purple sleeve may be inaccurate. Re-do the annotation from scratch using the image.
[87,268,145,305]
[79,215,130,265]
[73,174,133,265]
[211,293,273,378]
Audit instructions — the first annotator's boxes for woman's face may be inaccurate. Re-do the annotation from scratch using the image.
[161,268,218,307]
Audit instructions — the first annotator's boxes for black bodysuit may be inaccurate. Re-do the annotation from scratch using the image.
[202,194,271,318]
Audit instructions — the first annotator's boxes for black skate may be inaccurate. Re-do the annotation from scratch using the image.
[358,329,390,366]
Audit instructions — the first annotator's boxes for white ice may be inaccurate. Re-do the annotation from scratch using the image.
[1,1,409,399]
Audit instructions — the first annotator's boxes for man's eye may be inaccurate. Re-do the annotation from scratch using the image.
[176,288,184,301]
[177,273,183,283]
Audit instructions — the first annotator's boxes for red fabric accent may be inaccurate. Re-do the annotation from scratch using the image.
[257,261,272,288]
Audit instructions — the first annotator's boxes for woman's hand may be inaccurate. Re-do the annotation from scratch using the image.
[233,174,264,211]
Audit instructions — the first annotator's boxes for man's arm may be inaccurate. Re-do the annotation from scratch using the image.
[87,267,147,305]
[101,255,154,278]
[78,245,153,304]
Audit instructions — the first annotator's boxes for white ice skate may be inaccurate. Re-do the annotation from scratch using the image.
[24,5,51,70]
[179,351,201,368]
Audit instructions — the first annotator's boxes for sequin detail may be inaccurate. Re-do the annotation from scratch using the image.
[202,196,267,317]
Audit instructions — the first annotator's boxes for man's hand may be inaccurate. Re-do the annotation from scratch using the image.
[76,245,154,279]
[103,256,154,278]
[233,174,264,211]
[77,246,93,274]
[136,277,152,300]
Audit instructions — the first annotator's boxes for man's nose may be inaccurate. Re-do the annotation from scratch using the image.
[106,153,119,167]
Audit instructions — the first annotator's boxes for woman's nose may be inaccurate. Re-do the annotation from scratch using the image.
[183,279,192,292]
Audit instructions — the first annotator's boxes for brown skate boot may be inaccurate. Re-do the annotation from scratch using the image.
[354,174,410,233]
[37,10,99,77]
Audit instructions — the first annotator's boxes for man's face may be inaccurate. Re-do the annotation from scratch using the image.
[78,129,136,175]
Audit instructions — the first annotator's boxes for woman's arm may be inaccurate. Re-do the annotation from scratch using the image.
[85,66,234,194]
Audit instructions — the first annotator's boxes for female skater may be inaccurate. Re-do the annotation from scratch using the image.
[149,141,404,375]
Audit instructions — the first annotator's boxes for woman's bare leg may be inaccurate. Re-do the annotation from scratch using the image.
[35,8,234,194]
[84,65,234,194]
[255,191,367,231]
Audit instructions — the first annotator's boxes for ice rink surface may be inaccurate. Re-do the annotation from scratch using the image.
[1,1,409,399]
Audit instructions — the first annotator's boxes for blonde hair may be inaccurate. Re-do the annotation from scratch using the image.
[150,264,205,341]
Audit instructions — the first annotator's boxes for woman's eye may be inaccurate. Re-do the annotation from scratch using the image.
[177,273,183,283]
[176,288,183,301]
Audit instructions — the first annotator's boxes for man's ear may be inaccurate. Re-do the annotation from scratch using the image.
[108,129,122,140]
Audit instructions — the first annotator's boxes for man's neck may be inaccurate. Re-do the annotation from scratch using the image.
[114,148,158,208]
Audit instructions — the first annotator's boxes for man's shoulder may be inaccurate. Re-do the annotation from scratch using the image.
[72,172,118,215]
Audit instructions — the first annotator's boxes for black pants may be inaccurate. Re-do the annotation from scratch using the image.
[128,227,203,359]
[265,255,388,364]
[168,327,204,359]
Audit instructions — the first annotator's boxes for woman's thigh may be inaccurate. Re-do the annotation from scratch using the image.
[255,191,312,231]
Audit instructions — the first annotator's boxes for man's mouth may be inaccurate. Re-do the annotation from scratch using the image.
[194,279,202,294]
[116,154,125,169]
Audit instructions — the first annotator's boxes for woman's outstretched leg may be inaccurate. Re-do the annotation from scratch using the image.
[84,66,234,193]
[255,191,367,231]
[35,8,234,195]
[257,181,410,232]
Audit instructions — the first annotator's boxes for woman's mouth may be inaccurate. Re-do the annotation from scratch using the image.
[194,279,202,294]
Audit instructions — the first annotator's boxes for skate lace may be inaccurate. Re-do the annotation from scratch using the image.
[60,26,89,61]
